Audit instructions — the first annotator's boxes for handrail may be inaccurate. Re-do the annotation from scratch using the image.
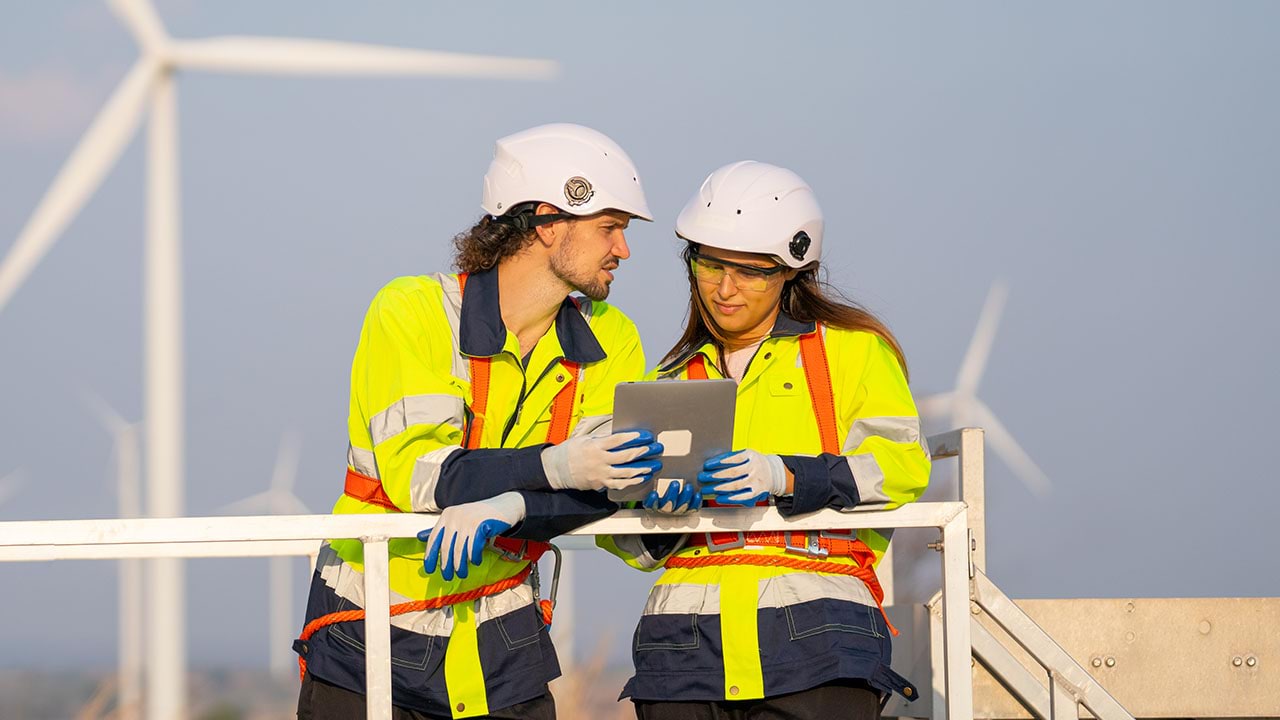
[0,503,973,720]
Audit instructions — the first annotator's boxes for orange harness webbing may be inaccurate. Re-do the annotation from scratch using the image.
[459,272,581,450]
[308,273,584,679]
[296,563,547,681]
[677,328,897,635]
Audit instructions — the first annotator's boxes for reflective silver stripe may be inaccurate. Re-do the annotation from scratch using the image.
[842,416,922,454]
[846,453,892,507]
[347,444,378,478]
[368,394,465,447]
[643,571,875,616]
[435,272,470,382]
[570,414,611,439]
[408,445,460,513]
[317,544,537,637]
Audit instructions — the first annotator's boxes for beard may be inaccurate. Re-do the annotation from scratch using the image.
[550,227,615,301]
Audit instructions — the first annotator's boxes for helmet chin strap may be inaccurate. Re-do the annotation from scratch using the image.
[490,202,572,231]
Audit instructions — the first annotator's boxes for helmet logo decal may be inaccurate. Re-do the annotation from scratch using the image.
[564,176,594,207]
[790,231,811,262]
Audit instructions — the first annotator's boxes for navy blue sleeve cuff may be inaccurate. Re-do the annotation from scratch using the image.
[776,453,860,516]
[508,490,618,542]
[434,444,552,508]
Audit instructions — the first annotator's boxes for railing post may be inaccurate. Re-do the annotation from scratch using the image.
[957,428,986,574]
[941,510,974,720]
[363,537,392,720]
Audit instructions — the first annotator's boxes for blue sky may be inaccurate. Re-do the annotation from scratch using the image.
[1,1,1278,668]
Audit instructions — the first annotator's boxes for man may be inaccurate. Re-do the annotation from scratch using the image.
[296,123,662,719]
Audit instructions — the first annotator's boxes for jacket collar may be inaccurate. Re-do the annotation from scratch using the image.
[658,309,816,374]
[458,268,606,364]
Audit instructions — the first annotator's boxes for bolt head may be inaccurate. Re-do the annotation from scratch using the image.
[1105,657,1116,668]
[1091,658,1103,668]
[1246,656,1258,667]
[1233,656,1244,667]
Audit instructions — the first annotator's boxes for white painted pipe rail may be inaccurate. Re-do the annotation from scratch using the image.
[0,503,972,720]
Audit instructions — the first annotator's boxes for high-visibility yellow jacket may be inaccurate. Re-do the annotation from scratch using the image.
[298,270,645,718]
[599,312,929,703]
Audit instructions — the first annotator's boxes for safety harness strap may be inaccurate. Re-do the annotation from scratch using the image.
[318,273,583,713]
[684,328,837,453]
[797,327,840,455]
[460,272,581,449]
[674,327,898,653]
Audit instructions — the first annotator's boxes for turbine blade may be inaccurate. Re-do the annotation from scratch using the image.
[0,59,159,314]
[107,0,169,49]
[915,391,953,420]
[278,494,312,515]
[219,491,275,515]
[170,37,558,80]
[270,431,302,494]
[83,388,128,434]
[0,470,25,507]
[971,399,1051,496]
[954,281,1008,401]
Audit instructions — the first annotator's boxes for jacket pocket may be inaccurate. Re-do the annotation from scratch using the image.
[784,598,882,640]
[329,598,436,671]
[635,613,700,651]
[495,605,544,650]
[768,372,805,397]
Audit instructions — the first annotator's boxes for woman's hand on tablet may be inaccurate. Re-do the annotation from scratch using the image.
[698,450,788,506]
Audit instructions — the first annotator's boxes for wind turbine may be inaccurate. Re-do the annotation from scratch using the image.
[85,392,144,720]
[219,431,311,681]
[917,281,1051,496]
[0,3,556,717]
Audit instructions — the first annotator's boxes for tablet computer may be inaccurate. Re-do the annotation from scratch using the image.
[607,378,737,503]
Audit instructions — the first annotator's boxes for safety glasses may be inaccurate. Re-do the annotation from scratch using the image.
[689,251,788,293]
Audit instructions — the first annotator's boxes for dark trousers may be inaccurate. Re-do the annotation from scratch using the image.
[632,680,882,720]
[297,673,557,720]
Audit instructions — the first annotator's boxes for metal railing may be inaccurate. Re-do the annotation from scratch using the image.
[0,432,1024,720]
[0,504,973,720]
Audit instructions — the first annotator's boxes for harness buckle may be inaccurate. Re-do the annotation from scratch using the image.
[784,531,829,559]
[704,531,746,553]
[494,539,529,562]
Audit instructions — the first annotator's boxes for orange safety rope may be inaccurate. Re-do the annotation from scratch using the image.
[665,552,898,636]
[297,564,553,681]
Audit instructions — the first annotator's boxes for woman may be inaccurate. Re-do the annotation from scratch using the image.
[600,161,931,719]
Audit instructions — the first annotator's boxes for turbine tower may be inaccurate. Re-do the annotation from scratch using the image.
[0,3,557,717]
[220,432,311,680]
[86,393,144,720]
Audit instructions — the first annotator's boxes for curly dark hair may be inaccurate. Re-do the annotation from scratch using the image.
[452,215,538,274]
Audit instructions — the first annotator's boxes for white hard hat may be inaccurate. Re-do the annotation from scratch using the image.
[675,161,823,269]
[481,123,652,223]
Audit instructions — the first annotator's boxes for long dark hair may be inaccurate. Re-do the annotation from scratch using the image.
[663,244,910,380]
[452,215,537,274]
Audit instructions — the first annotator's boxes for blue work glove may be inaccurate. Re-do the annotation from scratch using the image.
[541,429,664,492]
[698,450,789,506]
[418,492,526,582]
[643,478,702,515]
